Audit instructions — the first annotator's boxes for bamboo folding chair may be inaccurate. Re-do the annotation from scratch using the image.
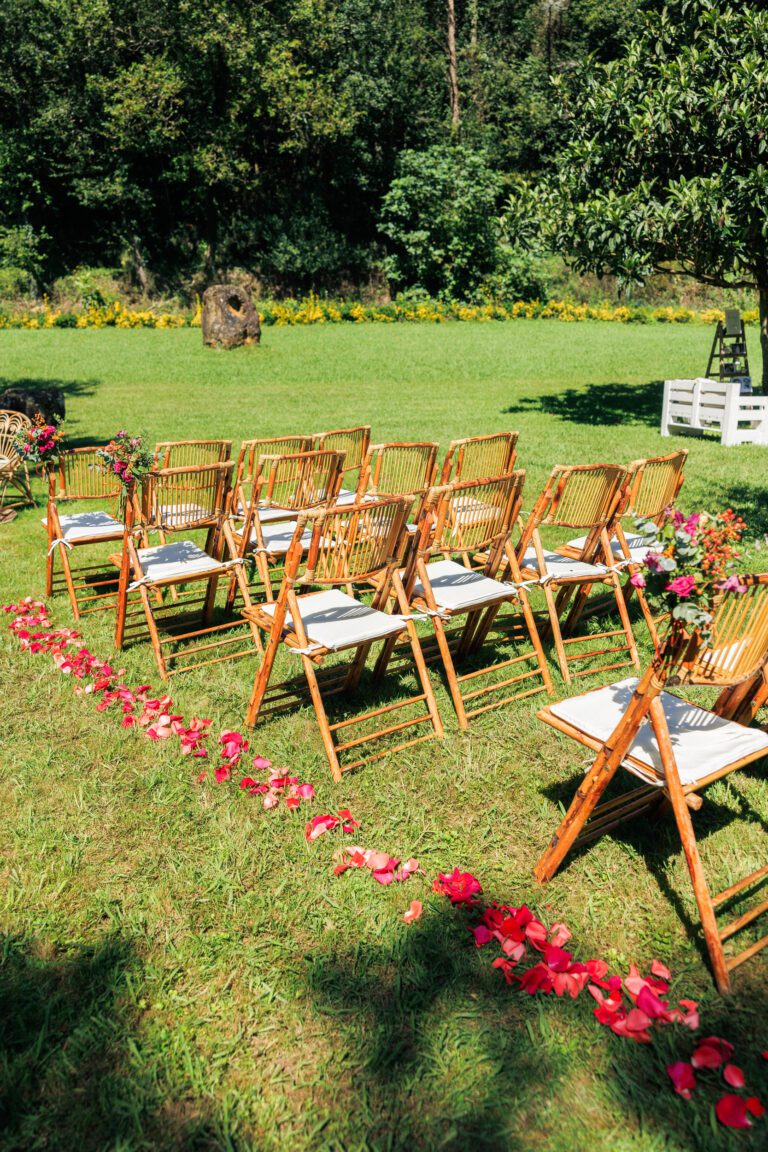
[243,496,444,781]
[312,425,371,504]
[113,463,258,679]
[558,450,688,645]
[439,432,519,483]
[232,436,313,517]
[0,411,34,511]
[534,575,768,993]
[377,473,552,728]
[229,449,344,602]
[355,441,439,539]
[503,463,640,684]
[154,439,232,470]
[44,447,125,619]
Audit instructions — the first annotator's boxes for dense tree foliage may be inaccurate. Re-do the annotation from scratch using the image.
[508,0,768,383]
[0,0,646,295]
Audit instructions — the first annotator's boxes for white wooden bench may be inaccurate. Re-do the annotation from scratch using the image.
[661,378,768,446]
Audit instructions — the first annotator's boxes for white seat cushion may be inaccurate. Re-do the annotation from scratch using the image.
[157,502,209,527]
[250,519,314,554]
[136,540,222,584]
[262,588,407,652]
[520,546,606,580]
[334,489,359,506]
[0,455,10,469]
[42,510,123,542]
[412,559,518,613]
[549,677,768,787]
[567,532,663,564]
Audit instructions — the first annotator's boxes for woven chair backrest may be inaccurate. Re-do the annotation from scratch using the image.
[426,472,526,556]
[293,496,412,586]
[0,410,33,437]
[686,575,768,686]
[313,426,371,473]
[251,450,343,513]
[155,440,231,470]
[140,462,232,532]
[361,442,438,499]
[235,436,313,496]
[440,432,519,483]
[626,450,687,521]
[51,448,123,504]
[532,464,629,529]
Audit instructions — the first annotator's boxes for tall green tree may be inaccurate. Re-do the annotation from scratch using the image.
[507,0,768,386]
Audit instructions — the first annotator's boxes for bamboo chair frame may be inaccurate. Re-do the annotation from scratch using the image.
[233,436,313,516]
[243,496,444,781]
[154,439,232,470]
[0,411,34,510]
[534,576,768,993]
[312,425,371,478]
[45,447,125,619]
[113,463,258,680]
[439,432,519,484]
[376,473,552,728]
[558,450,688,646]
[230,450,344,602]
[355,442,439,538]
[495,463,640,684]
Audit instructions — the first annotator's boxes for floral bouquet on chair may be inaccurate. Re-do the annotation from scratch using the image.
[13,413,64,468]
[97,430,155,488]
[632,508,746,642]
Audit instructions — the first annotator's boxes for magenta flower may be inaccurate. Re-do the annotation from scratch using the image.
[682,514,701,538]
[718,575,747,594]
[630,572,646,589]
[666,575,697,598]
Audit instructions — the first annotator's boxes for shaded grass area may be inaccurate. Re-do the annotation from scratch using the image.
[0,324,767,1151]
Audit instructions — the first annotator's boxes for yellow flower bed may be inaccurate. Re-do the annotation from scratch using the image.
[0,294,759,330]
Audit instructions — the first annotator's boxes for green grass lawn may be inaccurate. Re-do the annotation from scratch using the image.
[1,324,766,1152]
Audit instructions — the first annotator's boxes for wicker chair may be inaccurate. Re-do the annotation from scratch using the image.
[558,450,688,645]
[44,447,125,618]
[230,450,344,602]
[154,440,232,469]
[114,463,257,679]
[0,410,34,511]
[312,425,371,504]
[233,436,313,516]
[243,496,444,781]
[439,432,519,483]
[505,463,640,684]
[534,575,768,993]
[377,472,552,727]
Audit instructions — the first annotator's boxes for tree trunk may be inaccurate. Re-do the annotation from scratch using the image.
[447,0,460,132]
[759,278,768,393]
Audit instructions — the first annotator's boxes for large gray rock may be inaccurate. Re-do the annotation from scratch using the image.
[202,284,261,349]
[0,384,65,423]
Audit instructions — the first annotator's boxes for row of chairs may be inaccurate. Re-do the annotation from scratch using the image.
[38,431,768,993]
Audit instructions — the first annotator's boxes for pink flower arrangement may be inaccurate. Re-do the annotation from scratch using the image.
[12,412,64,466]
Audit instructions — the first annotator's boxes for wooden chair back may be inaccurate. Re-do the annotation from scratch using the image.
[138,463,233,533]
[248,450,344,516]
[625,450,687,521]
[50,448,123,508]
[529,463,628,529]
[154,439,232,469]
[287,497,412,588]
[357,442,438,525]
[0,411,32,471]
[681,575,768,687]
[313,426,371,474]
[234,436,313,510]
[440,433,519,483]
[421,472,526,559]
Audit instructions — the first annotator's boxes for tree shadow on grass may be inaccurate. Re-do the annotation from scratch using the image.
[0,932,244,1151]
[302,888,765,1151]
[503,380,664,427]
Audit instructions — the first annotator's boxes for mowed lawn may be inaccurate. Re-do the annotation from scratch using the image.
[1,323,766,1152]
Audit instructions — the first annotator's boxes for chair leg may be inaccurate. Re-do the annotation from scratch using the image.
[245,624,284,728]
[301,655,344,782]
[59,546,81,620]
[535,682,654,882]
[403,618,445,741]
[46,541,55,597]
[432,613,470,729]
[649,697,732,994]
[542,582,570,683]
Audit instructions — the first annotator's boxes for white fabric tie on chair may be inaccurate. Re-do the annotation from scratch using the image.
[47,537,73,555]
